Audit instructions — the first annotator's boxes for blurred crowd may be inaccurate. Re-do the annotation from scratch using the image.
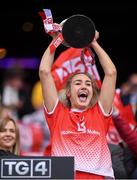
[0,67,50,156]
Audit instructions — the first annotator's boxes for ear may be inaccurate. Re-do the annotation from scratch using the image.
[66,89,71,98]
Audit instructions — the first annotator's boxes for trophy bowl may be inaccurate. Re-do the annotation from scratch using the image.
[61,14,96,48]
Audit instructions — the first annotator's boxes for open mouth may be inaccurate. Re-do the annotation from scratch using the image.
[78,92,88,102]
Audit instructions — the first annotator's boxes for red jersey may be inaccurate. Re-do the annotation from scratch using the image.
[44,99,114,179]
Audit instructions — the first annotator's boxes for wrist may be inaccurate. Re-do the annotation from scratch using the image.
[90,40,98,48]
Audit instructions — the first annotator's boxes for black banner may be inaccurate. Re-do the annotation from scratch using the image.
[0,156,74,179]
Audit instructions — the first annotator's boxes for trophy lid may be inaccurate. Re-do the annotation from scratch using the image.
[62,14,95,48]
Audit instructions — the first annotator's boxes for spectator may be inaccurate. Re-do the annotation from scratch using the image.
[0,67,34,120]
[0,115,20,156]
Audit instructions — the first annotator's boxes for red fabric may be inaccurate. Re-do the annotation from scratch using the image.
[107,90,137,145]
[106,119,123,145]
[44,142,52,156]
[30,124,44,151]
[39,11,46,20]
[49,33,64,53]
[75,171,104,179]
[113,115,137,158]
[51,47,101,91]
[43,101,114,178]
[113,90,136,126]
[18,122,45,155]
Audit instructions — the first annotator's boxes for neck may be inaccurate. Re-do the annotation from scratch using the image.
[0,147,12,152]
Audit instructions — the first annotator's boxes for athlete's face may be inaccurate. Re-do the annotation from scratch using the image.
[67,74,93,110]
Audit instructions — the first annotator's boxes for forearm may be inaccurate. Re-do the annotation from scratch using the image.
[39,44,58,112]
[90,41,116,75]
[39,46,55,75]
[91,40,117,113]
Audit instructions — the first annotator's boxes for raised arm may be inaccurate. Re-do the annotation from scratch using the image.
[39,40,58,112]
[90,32,117,113]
